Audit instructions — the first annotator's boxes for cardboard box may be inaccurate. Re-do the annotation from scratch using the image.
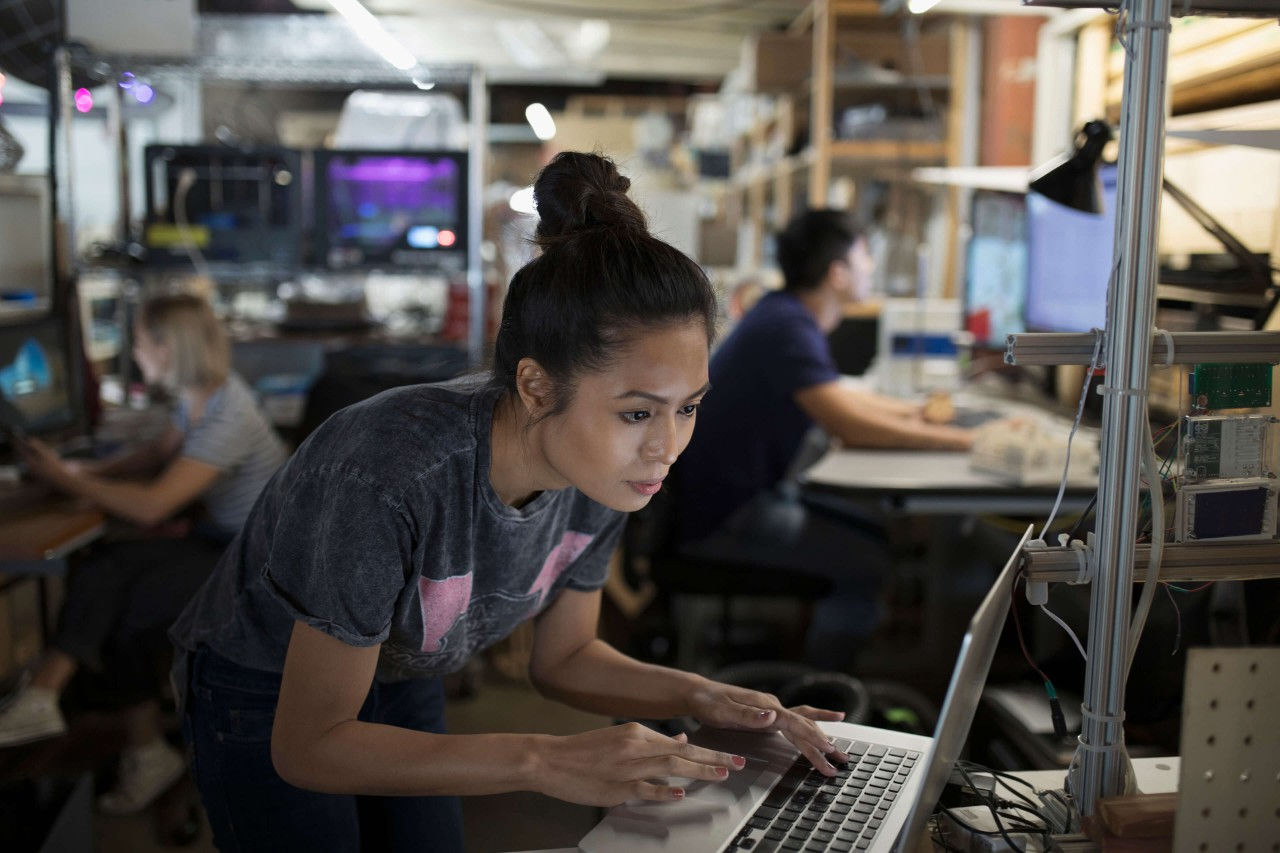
[744,32,812,94]
[699,220,738,268]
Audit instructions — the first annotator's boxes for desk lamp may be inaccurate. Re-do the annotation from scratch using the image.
[1028,119,1114,214]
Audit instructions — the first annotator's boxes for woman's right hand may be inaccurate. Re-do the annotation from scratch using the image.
[532,723,746,806]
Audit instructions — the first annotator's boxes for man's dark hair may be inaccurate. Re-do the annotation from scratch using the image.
[776,209,866,293]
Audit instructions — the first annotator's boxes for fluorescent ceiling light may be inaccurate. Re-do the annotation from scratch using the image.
[525,103,556,141]
[326,0,417,71]
[907,0,943,11]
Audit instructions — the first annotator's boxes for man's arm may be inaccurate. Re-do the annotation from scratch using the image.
[795,381,973,451]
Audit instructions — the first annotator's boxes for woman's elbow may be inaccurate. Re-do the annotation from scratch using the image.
[270,729,317,790]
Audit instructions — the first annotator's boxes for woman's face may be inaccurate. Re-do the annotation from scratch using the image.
[132,322,170,388]
[539,319,710,513]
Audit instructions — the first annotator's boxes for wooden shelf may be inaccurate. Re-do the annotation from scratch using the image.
[826,139,948,164]
[1104,18,1280,115]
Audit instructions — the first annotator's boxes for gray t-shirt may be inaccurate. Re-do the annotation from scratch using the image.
[170,376,624,687]
[173,372,288,536]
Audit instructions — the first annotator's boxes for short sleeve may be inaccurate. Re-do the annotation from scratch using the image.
[763,314,840,398]
[558,511,626,595]
[181,396,244,471]
[260,468,412,647]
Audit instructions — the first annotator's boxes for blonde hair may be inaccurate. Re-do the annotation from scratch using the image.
[137,293,230,391]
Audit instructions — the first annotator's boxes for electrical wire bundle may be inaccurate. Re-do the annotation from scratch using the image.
[929,761,1075,852]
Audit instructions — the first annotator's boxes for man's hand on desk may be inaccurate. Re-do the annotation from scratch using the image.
[920,391,955,425]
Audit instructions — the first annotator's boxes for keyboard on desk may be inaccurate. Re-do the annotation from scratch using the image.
[730,737,921,853]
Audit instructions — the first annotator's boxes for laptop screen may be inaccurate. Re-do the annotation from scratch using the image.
[895,524,1035,850]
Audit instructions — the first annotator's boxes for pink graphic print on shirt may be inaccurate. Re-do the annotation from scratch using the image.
[417,531,594,653]
[418,573,473,652]
[529,531,594,607]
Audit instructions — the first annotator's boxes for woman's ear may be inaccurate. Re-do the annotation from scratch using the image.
[515,358,554,417]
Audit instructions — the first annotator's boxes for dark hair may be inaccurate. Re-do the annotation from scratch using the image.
[489,152,716,416]
[777,209,866,293]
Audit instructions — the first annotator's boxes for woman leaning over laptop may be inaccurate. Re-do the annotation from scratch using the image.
[169,151,850,852]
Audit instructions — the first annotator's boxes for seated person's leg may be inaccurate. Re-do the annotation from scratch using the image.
[679,492,890,671]
[0,547,147,746]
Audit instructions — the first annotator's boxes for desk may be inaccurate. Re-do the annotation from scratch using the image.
[801,448,1095,516]
[0,482,106,641]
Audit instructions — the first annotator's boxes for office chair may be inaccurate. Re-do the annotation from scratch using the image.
[622,486,833,673]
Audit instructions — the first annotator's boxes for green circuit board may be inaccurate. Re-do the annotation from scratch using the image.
[1189,363,1273,411]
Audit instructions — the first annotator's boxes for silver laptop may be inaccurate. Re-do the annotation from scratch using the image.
[579,525,1035,853]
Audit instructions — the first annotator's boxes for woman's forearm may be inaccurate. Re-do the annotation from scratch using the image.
[528,638,708,719]
[273,724,549,797]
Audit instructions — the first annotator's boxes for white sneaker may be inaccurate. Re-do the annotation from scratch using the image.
[97,739,187,816]
[0,687,67,748]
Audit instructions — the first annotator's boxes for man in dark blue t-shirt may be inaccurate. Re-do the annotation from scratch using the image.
[672,209,975,667]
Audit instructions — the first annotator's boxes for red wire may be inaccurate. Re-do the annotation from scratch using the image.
[1011,570,1053,685]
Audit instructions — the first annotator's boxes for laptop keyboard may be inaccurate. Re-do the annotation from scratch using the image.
[722,738,920,853]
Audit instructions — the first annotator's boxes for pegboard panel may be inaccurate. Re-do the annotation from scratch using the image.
[1174,647,1280,852]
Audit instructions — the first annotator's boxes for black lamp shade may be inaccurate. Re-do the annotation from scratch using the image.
[1028,120,1114,214]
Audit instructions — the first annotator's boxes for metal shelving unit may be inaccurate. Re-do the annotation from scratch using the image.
[1011,0,1280,821]
[54,13,489,367]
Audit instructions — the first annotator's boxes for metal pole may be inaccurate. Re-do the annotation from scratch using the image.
[109,82,132,245]
[466,66,488,368]
[1068,0,1172,814]
[53,45,77,310]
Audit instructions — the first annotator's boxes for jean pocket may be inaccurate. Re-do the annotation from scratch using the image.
[215,705,277,745]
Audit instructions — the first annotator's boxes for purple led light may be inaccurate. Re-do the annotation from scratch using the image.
[134,83,155,104]
[118,71,136,89]
[74,88,94,113]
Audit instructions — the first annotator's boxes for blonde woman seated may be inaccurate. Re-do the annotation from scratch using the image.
[0,294,286,814]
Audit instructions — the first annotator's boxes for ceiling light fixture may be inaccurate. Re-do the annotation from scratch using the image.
[524,103,556,141]
[326,0,417,71]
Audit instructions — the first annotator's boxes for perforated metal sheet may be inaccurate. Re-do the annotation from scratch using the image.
[1174,647,1280,852]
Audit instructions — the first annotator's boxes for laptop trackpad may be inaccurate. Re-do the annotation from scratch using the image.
[579,729,797,851]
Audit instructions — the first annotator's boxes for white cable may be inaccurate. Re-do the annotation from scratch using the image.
[1040,329,1104,540]
[173,167,211,281]
[1126,407,1164,678]
[1040,603,1088,662]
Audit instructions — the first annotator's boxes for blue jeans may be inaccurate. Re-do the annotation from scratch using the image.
[183,647,464,853]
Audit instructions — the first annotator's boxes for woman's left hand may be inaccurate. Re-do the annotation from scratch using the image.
[18,437,74,488]
[686,680,848,776]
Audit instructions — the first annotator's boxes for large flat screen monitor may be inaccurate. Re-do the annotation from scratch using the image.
[314,149,468,272]
[963,190,1027,348]
[143,144,303,267]
[1024,165,1119,333]
[0,314,80,441]
[0,174,54,316]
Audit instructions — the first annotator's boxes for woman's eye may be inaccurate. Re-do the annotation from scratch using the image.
[679,403,700,417]
[620,410,651,424]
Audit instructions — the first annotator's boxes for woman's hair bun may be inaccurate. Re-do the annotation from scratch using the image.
[533,151,647,246]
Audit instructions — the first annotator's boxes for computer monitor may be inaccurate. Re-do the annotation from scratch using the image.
[0,314,81,443]
[1024,164,1119,333]
[143,144,303,268]
[963,190,1027,348]
[314,149,468,272]
[0,174,54,315]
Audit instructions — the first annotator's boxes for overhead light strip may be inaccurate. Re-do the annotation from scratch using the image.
[326,0,418,72]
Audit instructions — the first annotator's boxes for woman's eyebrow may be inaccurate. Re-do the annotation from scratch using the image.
[614,382,712,404]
